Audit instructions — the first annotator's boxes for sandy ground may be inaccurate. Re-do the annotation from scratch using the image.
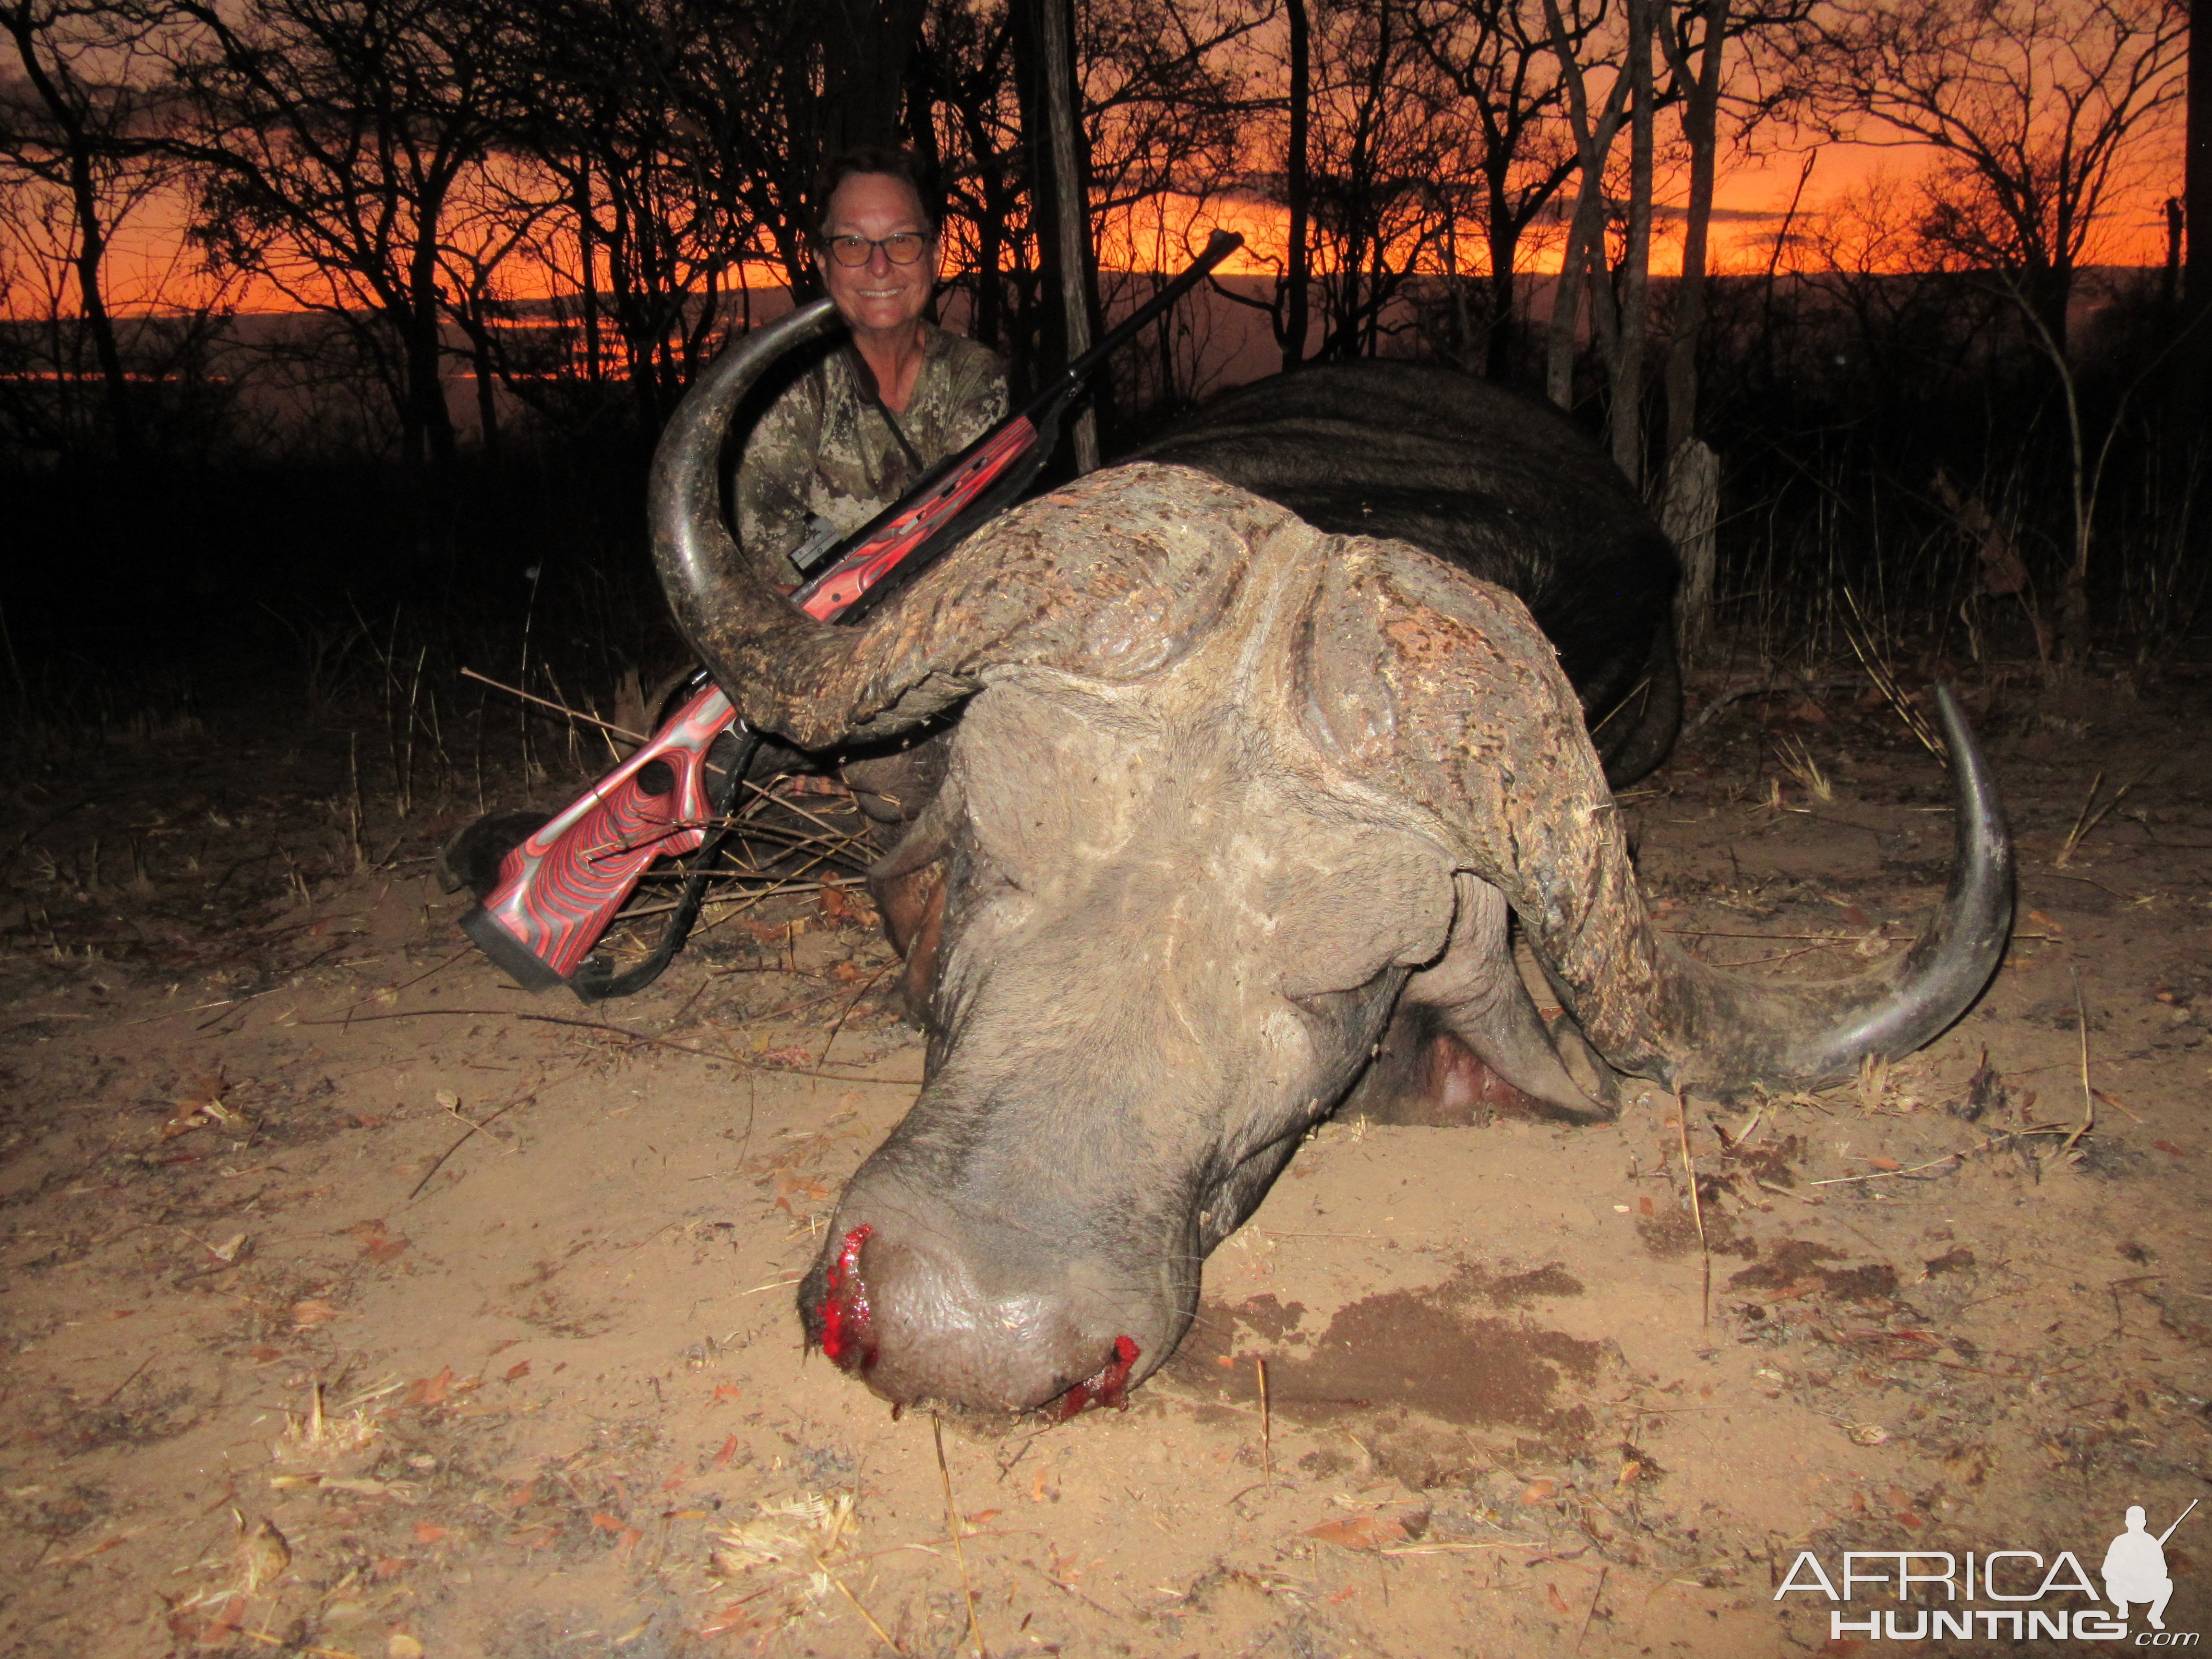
[3,665,2208,1659]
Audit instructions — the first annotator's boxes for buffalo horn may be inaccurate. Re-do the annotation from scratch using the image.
[648,298,923,749]
[1322,551,2012,1096]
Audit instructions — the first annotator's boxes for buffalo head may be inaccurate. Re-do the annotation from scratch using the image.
[652,302,2012,1415]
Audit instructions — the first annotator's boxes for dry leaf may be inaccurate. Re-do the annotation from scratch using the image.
[389,1634,426,1659]
[411,1522,447,1545]
[504,1360,531,1381]
[1856,1053,1891,1113]
[2154,1141,2189,1157]
[405,1367,454,1407]
[208,1233,248,1264]
[1304,1515,1408,1551]
[709,1491,857,1579]
[1847,1423,1889,1446]
[1521,1478,1558,1503]
[353,1220,410,1263]
[289,1298,339,1328]
[238,1516,290,1591]
[321,1477,413,1498]
[1546,1582,1574,1616]
[169,1594,245,1644]
[162,1071,228,1139]
[699,1601,758,1638]
[713,1383,741,1403]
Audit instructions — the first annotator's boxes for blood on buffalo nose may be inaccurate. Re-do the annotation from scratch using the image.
[802,1210,1145,1415]
[1048,1334,1142,1420]
[817,1225,878,1373]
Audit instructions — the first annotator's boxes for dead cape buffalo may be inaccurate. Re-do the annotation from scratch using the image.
[653,300,2013,1417]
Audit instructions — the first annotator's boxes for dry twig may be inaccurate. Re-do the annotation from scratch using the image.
[2056,771,2144,866]
[1258,1357,1274,1490]
[1679,1102,1709,1330]
[2059,970,2095,1156]
[460,666,647,744]
[1838,589,1944,761]
[934,1415,987,1659]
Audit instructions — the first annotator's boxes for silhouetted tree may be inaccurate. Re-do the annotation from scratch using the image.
[0,0,168,457]
[163,0,510,470]
[1797,0,2188,356]
[1407,0,1585,377]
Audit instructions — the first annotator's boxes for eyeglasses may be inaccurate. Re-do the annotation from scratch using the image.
[823,232,932,267]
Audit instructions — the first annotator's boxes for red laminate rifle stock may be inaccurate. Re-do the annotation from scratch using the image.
[457,680,736,994]
[459,231,1241,1000]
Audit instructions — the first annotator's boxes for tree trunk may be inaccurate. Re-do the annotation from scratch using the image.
[1659,437,1718,661]
[576,154,600,384]
[1661,0,1726,460]
[1545,201,1597,407]
[5,9,136,459]
[798,0,930,192]
[1327,0,1393,361]
[1485,210,1518,380]
[470,310,500,457]
[2182,1,2209,427]
[1608,0,1655,485]
[1539,0,1629,409]
[407,232,457,471]
[2163,195,2183,309]
[1037,0,1099,470]
[1282,0,1310,371]
[62,145,135,460]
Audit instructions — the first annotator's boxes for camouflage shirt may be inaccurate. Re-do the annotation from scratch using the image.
[736,324,1009,583]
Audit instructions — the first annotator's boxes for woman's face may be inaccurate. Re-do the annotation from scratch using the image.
[818,173,938,340]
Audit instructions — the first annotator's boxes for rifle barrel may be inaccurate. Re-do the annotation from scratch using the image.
[2156,1497,2198,1545]
[1036,230,1243,413]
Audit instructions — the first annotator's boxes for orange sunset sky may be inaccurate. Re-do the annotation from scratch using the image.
[70,117,2189,318]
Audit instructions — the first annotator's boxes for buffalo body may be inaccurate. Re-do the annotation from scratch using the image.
[649,302,2013,1416]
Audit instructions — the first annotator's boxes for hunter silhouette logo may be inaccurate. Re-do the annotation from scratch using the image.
[1774,1495,2200,1643]
[2105,1501,2196,1633]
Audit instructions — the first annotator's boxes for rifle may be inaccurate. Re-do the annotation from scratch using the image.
[457,230,1243,1002]
[2157,1499,2198,1546]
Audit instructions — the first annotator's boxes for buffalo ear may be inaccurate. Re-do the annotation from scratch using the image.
[1274,841,1456,1002]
